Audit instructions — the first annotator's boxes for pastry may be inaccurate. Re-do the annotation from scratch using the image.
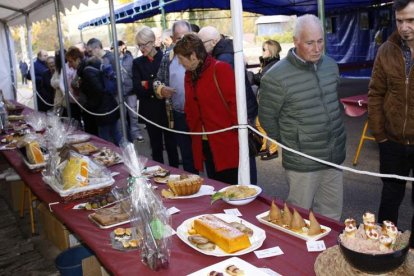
[193,215,251,253]
[167,174,203,196]
[379,235,393,251]
[363,221,376,231]
[26,141,44,164]
[366,229,379,241]
[386,225,398,242]
[344,224,357,238]
[291,208,306,232]
[308,211,322,235]
[344,218,356,227]
[229,222,253,237]
[282,203,292,227]
[225,264,244,276]
[114,227,126,236]
[382,220,395,233]
[269,200,283,225]
[362,211,375,224]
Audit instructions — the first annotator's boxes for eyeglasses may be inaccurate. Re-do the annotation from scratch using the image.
[262,48,267,52]
[202,39,213,44]
[137,41,153,49]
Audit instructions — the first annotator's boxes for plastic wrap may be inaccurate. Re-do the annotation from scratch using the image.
[43,115,78,177]
[24,112,47,132]
[118,142,171,271]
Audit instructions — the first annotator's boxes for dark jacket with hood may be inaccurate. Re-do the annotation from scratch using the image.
[253,56,280,86]
[78,58,119,126]
[212,38,258,121]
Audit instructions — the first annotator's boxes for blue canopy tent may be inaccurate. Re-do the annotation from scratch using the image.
[78,0,390,30]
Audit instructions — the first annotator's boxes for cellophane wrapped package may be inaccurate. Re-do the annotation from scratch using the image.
[119,142,171,271]
[42,115,76,177]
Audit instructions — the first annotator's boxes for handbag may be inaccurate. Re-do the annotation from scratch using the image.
[213,63,263,157]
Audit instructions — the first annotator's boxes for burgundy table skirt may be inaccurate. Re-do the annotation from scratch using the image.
[340,94,368,117]
[1,106,343,276]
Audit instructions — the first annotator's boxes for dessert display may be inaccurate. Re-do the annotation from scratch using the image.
[161,174,203,197]
[188,257,266,276]
[189,214,251,253]
[89,203,130,228]
[110,227,140,251]
[256,201,330,241]
[1,132,24,148]
[71,142,98,155]
[84,193,117,210]
[141,165,170,178]
[177,213,266,257]
[92,147,122,167]
[339,212,407,254]
[211,185,262,205]
[25,141,45,164]
[338,212,411,273]
[62,156,89,190]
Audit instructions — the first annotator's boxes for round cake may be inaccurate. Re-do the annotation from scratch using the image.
[167,174,203,196]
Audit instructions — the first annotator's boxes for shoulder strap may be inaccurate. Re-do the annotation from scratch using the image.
[213,62,231,115]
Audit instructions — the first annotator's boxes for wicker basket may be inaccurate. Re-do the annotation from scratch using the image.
[59,186,112,203]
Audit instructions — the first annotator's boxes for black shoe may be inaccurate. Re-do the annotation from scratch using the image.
[261,151,278,160]
[258,149,268,157]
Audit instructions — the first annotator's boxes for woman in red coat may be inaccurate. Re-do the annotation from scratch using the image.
[174,33,239,184]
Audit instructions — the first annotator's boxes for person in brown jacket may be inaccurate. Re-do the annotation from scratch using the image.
[368,0,414,230]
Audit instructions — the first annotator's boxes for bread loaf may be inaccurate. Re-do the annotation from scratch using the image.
[26,141,44,164]
[193,215,251,253]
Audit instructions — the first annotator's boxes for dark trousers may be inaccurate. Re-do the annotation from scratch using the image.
[82,112,98,136]
[173,111,197,174]
[146,122,179,168]
[202,140,238,185]
[378,140,414,227]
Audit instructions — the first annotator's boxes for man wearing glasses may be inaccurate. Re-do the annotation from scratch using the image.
[153,20,198,174]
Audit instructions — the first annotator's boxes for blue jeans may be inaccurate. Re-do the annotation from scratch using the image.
[98,119,123,146]
[173,110,197,174]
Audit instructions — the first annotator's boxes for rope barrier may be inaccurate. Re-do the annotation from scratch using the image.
[20,87,414,183]
[123,101,414,182]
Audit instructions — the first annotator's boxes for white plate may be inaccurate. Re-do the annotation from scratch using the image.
[92,149,123,167]
[256,210,331,241]
[171,185,215,199]
[66,134,91,144]
[176,213,266,257]
[187,257,270,276]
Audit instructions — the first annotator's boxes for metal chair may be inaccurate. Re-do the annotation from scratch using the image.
[353,120,375,166]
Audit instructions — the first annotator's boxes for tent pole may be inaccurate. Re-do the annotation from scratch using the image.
[3,23,17,100]
[80,29,84,43]
[108,0,128,140]
[54,0,72,119]
[230,0,250,185]
[25,14,38,111]
[160,0,166,29]
[317,0,326,53]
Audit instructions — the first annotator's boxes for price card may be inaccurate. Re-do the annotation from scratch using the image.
[254,246,284,259]
[223,208,242,216]
[306,240,326,252]
[259,268,283,276]
[167,206,180,215]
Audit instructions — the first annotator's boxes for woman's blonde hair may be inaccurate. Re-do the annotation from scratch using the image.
[135,26,155,45]
[263,39,282,59]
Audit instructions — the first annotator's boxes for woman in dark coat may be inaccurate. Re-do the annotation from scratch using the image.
[132,27,179,167]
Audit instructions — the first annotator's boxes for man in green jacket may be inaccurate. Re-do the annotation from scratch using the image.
[258,14,346,220]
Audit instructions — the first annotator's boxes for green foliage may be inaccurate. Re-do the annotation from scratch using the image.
[257,31,293,44]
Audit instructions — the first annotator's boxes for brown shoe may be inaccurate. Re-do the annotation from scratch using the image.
[261,151,278,160]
